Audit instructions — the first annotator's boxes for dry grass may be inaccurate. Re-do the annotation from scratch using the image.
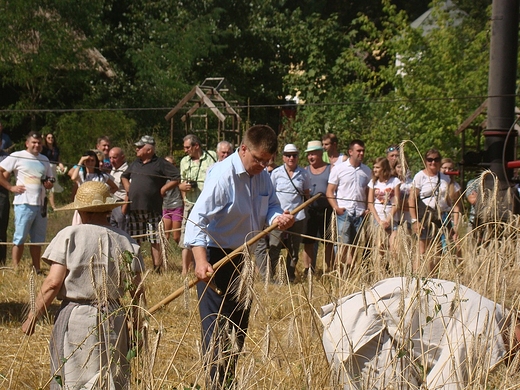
[3,190,520,388]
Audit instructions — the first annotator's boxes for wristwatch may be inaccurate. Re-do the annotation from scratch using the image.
[411,218,418,223]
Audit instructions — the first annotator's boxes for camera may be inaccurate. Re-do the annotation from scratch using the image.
[41,176,56,184]
[188,180,198,189]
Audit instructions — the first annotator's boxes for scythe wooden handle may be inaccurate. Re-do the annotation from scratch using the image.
[148,192,323,314]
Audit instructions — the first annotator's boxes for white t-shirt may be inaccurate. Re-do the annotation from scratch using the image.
[368,176,400,222]
[412,170,460,212]
[328,159,371,217]
[77,170,112,186]
[0,150,52,205]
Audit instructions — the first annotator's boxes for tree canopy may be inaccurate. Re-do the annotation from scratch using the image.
[0,0,512,170]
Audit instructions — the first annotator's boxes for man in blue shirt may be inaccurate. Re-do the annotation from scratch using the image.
[268,143,310,282]
[185,125,295,388]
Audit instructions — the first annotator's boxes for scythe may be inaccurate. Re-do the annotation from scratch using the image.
[148,193,323,314]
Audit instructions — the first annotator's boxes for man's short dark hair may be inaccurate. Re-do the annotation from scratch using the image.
[183,134,201,147]
[322,133,338,145]
[242,125,278,154]
[349,139,365,150]
[26,131,42,140]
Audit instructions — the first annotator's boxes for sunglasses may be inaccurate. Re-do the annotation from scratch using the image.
[284,154,298,158]
[386,146,399,153]
[426,157,441,163]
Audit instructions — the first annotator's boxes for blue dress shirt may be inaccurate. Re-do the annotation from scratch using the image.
[185,152,283,249]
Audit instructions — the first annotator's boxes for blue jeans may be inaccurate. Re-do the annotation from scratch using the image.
[336,212,365,245]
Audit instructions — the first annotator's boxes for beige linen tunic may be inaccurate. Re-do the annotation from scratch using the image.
[43,224,144,390]
[321,277,508,390]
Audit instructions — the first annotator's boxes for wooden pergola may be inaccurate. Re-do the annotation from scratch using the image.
[165,78,241,152]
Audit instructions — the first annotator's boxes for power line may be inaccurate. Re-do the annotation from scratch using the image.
[0,93,518,114]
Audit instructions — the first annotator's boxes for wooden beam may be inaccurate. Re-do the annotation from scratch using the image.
[193,86,226,122]
[211,89,240,119]
[181,101,203,122]
[455,99,488,135]
[164,86,198,121]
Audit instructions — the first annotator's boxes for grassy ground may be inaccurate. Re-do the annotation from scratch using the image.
[2,200,520,388]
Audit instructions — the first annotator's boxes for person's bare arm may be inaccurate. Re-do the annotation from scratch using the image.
[367,187,380,224]
[390,185,401,220]
[106,178,119,194]
[121,177,130,194]
[326,183,344,215]
[21,262,67,335]
[409,187,421,234]
[160,180,179,197]
[0,166,25,194]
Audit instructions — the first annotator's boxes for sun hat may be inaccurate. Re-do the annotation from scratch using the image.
[56,181,129,212]
[305,140,323,152]
[283,144,298,154]
[134,135,156,147]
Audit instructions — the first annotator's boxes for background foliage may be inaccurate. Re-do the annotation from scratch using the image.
[0,0,507,171]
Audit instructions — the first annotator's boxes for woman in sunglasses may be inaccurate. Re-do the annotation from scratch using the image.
[408,149,460,272]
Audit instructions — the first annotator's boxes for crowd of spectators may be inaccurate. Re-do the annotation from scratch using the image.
[0,126,477,279]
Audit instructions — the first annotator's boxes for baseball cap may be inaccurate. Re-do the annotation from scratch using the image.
[134,135,155,147]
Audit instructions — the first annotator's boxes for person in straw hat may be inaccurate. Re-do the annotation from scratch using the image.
[268,143,310,282]
[301,140,334,274]
[22,181,145,390]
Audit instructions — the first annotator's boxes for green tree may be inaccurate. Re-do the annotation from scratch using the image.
[0,0,107,133]
[281,0,492,168]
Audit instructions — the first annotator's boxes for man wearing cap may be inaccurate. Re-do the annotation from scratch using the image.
[386,144,400,167]
[0,131,54,273]
[22,181,144,390]
[326,139,371,268]
[109,146,128,231]
[121,135,180,272]
[302,140,334,274]
[268,143,310,282]
[179,134,217,275]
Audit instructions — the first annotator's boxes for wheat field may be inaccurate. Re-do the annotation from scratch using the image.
[2,192,520,389]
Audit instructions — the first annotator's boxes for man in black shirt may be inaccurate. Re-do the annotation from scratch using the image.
[121,135,180,272]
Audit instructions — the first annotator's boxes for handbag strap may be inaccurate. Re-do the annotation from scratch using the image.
[284,165,305,200]
[420,172,441,202]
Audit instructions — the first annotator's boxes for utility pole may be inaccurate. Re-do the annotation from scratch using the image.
[484,0,519,216]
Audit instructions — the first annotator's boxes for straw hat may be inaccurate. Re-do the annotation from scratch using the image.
[56,181,128,212]
[305,140,323,152]
[283,144,298,153]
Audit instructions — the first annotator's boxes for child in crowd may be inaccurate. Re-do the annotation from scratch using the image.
[162,156,184,245]
[368,157,401,252]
